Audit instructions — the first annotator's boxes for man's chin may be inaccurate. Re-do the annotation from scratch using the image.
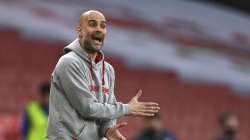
[83,41,102,54]
[92,44,102,51]
[93,46,101,50]
[85,46,102,54]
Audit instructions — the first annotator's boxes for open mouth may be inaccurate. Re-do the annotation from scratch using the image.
[91,34,104,44]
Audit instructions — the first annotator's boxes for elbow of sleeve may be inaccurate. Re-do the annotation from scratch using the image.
[86,104,95,117]
[80,103,99,119]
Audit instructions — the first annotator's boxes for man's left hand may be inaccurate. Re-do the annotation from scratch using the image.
[105,122,127,140]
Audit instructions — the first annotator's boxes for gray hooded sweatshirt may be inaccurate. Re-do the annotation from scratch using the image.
[47,39,130,140]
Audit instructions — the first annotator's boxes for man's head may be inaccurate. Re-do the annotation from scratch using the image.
[77,10,107,54]
[145,112,164,132]
[219,112,239,136]
[39,81,50,107]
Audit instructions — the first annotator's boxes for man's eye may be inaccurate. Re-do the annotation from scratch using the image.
[100,23,106,29]
[88,21,97,27]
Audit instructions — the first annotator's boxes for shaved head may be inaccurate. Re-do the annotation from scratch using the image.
[77,10,107,54]
[79,10,106,26]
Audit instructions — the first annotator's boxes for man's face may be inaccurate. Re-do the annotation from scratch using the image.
[40,94,49,107]
[147,118,164,132]
[78,12,107,53]
[225,116,239,132]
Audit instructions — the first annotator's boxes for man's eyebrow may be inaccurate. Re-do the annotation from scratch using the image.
[101,20,107,24]
[88,20,97,23]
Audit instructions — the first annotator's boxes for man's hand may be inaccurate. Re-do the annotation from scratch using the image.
[106,122,127,140]
[128,90,160,116]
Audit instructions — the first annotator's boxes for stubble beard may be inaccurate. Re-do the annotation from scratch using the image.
[83,39,101,54]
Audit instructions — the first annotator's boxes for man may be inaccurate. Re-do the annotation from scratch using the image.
[134,113,177,140]
[215,112,239,140]
[47,10,160,140]
[22,82,50,140]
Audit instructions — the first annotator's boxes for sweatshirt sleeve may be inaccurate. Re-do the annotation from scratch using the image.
[100,65,118,137]
[54,56,130,120]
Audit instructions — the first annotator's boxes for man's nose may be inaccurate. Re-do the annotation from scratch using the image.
[93,31,103,36]
[96,24,104,32]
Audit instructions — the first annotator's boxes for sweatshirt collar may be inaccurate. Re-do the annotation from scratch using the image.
[64,39,106,85]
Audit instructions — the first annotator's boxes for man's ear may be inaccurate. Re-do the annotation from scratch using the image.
[76,25,83,38]
[76,25,81,33]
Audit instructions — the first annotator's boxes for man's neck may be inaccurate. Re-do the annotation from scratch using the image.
[88,53,97,62]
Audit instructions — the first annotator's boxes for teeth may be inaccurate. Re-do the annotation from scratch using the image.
[92,37,101,42]
[93,39,101,44]
[95,39,101,42]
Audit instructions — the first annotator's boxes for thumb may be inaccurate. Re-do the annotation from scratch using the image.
[134,89,142,100]
[115,122,128,129]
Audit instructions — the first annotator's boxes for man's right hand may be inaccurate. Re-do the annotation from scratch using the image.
[128,90,160,116]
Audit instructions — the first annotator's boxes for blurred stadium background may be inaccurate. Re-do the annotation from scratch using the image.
[0,0,250,140]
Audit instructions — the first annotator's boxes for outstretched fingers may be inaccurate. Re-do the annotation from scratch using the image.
[140,102,159,106]
[136,102,160,115]
[132,111,155,117]
[114,122,128,129]
[140,102,160,110]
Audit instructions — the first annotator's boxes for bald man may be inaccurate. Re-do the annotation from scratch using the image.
[47,10,160,140]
